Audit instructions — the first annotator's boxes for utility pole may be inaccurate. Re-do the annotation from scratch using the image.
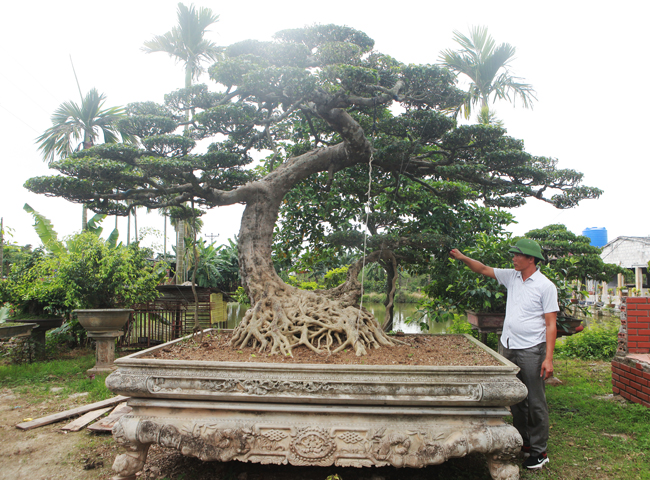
[204,233,219,244]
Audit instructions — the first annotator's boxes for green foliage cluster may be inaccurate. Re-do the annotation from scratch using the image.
[555,322,619,360]
[232,286,250,305]
[0,232,163,313]
[57,232,163,309]
[446,315,499,351]
[526,224,625,282]
[187,237,240,291]
[284,276,323,291]
[0,248,68,317]
[323,265,349,288]
[423,232,513,322]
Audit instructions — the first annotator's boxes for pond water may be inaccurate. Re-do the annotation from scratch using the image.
[225,302,620,335]
[226,302,451,333]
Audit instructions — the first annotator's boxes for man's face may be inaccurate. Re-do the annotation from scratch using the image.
[512,253,534,271]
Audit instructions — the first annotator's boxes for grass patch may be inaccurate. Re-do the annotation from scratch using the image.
[0,349,113,403]
[555,319,619,360]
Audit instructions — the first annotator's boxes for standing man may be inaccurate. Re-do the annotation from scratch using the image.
[449,238,558,470]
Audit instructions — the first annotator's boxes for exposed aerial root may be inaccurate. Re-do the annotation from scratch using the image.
[229,289,402,356]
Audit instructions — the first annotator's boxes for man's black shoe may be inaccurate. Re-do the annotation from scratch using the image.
[523,452,549,469]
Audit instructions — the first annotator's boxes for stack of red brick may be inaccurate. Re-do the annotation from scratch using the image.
[611,297,650,408]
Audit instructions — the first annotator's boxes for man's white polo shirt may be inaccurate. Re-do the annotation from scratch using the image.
[494,268,559,350]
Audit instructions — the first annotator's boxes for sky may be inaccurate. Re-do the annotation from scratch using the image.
[1,0,648,253]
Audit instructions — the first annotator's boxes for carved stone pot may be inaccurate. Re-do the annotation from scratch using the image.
[75,309,132,374]
[15,316,64,344]
[106,332,527,480]
[0,322,37,339]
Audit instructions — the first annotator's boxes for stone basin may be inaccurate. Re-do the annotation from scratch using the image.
[0,322,37,339]
[108,333,526,408]
[107,332,527,480]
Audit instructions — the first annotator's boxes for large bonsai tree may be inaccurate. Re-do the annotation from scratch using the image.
[26,25,601,356]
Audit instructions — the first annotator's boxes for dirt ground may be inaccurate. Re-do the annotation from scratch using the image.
[144,332,501,366]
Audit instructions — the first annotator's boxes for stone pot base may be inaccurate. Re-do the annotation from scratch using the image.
[111,399,522,480]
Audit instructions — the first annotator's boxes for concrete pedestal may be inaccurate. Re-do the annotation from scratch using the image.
[111,399,521,480]
[88,331,123,374]
[107,331,527,480]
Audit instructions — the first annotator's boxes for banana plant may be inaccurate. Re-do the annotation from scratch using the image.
[23,203,119,251]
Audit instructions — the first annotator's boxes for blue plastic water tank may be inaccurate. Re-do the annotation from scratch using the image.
[582,227,608,247]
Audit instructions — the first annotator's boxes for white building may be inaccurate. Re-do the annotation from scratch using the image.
[601,236,650,291]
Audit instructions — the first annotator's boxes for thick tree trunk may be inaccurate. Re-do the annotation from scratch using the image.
[231,180,398,356]
[228,102,405,356]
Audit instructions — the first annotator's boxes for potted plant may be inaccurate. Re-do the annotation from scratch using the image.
[540,266,589,337]
[606,289,616,308]
[0,304,37,339]
[52,232,163,372]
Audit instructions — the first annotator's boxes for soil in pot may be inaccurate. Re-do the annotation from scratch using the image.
[143,332,502,367]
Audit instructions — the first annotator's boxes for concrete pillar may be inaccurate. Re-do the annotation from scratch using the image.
[87,331,122,375]
[635,267,643,293]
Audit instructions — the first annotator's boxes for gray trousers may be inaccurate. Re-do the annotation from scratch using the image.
[501,342,549,455]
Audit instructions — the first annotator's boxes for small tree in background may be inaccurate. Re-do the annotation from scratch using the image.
[525,224,624,284]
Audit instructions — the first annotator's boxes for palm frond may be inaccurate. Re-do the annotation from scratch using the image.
[438,25,535,119]
[142,2,220,84]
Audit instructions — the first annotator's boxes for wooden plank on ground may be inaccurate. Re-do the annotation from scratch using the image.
[87,402,132,432]
[16,395,129,431]
[61,406,112,432]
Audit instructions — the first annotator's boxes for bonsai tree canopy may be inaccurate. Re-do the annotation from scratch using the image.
[25,25,601,355]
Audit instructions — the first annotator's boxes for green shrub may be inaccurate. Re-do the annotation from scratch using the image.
[233,286,250,305]
[323,265,349,288]
[439,315,499,351]
[59,232,163,309]
[555,323,618,360]
[361,292,385,303]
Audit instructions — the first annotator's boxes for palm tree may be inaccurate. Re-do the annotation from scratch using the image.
[439,26,537,121]
[36,88,129,164]
[142,2,220,89]
[36,88,133,228]
[142,2,220,283]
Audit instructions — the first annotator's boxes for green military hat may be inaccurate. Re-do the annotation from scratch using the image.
[508,238,545,261]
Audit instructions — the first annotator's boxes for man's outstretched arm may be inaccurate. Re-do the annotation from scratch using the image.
[449,249,497,279]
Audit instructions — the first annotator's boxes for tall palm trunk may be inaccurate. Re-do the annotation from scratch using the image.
[174,66,193,285]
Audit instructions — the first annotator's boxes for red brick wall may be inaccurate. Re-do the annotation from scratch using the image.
[611,358,650,408]
[625,297,650,353]
[611,298,650,408]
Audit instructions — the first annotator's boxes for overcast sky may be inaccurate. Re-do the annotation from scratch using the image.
[1,1,647,253]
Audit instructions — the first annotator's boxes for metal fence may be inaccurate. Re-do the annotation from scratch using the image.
[118,292,229,350]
